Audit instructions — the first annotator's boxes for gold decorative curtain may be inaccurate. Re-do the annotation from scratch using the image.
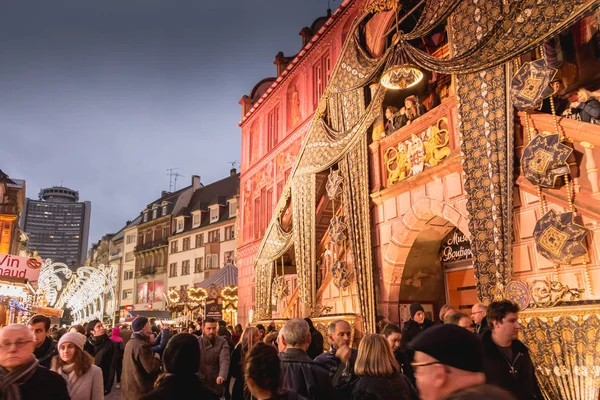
[291,174,317,316]
[520,305,600,400]
[339,134,377,333]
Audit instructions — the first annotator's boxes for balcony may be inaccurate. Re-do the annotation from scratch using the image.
[134,238,168,253]
[0,203,17,215]
[109,250,123,261]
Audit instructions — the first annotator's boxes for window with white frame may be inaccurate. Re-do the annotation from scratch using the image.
[194,257,203,273]
[205,254,218,269]
[124,270,134,280]
[176,218,184,233]
[152,207,157,219]
[229,200,238,218]
[169,263,177,277]
[143,212,148,222]
[182,260,190,275]
[182,237,191,251]
[208,229,220,243]
[162,202,168,216]
[192,212,201,228]
[224,226,234,241]
[224,251,234,265]
[125,252,134,262]
[210,206,219,223]
[126,234,136,244]
[122,289,132,300]
[195,234,204,247]
[170,241,178,254]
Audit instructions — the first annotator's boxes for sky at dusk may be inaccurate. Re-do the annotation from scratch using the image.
[0,0,337,246]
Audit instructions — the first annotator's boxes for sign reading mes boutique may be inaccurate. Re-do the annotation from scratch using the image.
[440,229,473,263]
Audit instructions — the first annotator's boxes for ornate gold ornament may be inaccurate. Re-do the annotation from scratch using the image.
[309,302,334,318]
[272,275,290,301]
[326,169,344,200]
[529,280,584,308]
[365,0,399,14]
[511,59,557,110]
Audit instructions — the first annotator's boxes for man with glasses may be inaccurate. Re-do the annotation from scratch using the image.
[470,303,489,336]
[482,301,542,400]
[0,324,69,399]
[409,324,486,400]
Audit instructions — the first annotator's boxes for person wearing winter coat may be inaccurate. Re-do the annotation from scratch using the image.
[140,333,218,400]
[304,318,324,360]
[351,334,418,400]
[121,317,161,400]
[198,317,231,396]
[400,302,435,350]
[482,301,543,400]
[229,326,260,400]
[246,342,308,400]
[150,325,169,357]
[28,314,59,369]
[109,326,124,388]
[0,324,70,400]
[52,332,104,400]
[279,319,335,400]
[83,319,118,395]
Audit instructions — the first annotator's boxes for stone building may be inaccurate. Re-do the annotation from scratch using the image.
[0,170,26,256]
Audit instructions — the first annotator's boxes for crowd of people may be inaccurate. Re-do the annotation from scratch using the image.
[0,299,542,400]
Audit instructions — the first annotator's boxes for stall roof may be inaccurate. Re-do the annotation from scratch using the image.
[126,310,172,320]
[197,264,238,289]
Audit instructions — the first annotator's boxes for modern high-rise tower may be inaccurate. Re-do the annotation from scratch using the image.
[21,186,91,268]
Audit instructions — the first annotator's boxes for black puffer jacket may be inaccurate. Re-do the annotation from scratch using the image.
[33,336,58,369]
[351,373,419,400]
[280,348,336,400]
[400,319,435,350]
[481,330,543,400]
[84,334,118,395]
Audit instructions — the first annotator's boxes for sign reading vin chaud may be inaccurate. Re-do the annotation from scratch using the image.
[0,253,43,282]
[439,229,472,263]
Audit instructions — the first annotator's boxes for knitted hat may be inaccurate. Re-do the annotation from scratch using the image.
[410,302,425,318]
[163,333,200,375]
[132,316,149,333]
[58,332,86,351]
[409,324,484,373]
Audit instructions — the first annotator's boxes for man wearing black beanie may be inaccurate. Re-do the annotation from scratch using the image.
[400,302,435,350]
[409,324,486,400]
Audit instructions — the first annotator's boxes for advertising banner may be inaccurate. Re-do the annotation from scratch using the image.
[0,254,43,282]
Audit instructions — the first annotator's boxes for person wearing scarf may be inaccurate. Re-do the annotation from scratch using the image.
[51,332,103,400]
[0,324,69,400]
[83,320,118,396]
[109,326,124,389]
[141,333,218,400]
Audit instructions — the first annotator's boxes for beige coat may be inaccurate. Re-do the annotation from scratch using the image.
[54,364,104,400]
[121,333,160,400]
[198,335,230,395]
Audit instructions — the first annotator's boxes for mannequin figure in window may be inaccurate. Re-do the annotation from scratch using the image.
[404,96,427,123]
[385,106,408,134]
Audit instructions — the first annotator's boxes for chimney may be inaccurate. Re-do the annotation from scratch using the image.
[161,190,168,197]
[274,51,290,77]
[239,95,253,118]
[230,168,237,177]
[192,175,201,190]
[299,27,313,47]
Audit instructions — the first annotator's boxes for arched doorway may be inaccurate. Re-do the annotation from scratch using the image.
[381,197,475,323]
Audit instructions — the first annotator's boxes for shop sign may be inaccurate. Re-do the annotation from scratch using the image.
[206,297,222,320]
[0,253,43,282]
[440,229,473,263]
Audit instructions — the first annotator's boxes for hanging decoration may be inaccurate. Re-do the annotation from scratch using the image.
[325,169,344,199]
[328,216,348,245]
[533,210,588,264]
[272,258,289,301]
[521,133,573,187]
[511,59,557,110]
[187,287,208,304]
[167,288,180,305]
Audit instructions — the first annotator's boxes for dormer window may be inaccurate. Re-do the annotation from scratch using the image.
[161,201,169,217]
[192,211,201,228]
[152,205,158,220]
[143,211,148,223]
[175,216,185,233]
[209,206,219,223]
[228,199,238,218]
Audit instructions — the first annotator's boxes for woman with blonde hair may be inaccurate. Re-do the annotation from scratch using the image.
[229,326,260,400]
[51,332,104,400]
[565,88,600,123]
[352,334,418,400]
